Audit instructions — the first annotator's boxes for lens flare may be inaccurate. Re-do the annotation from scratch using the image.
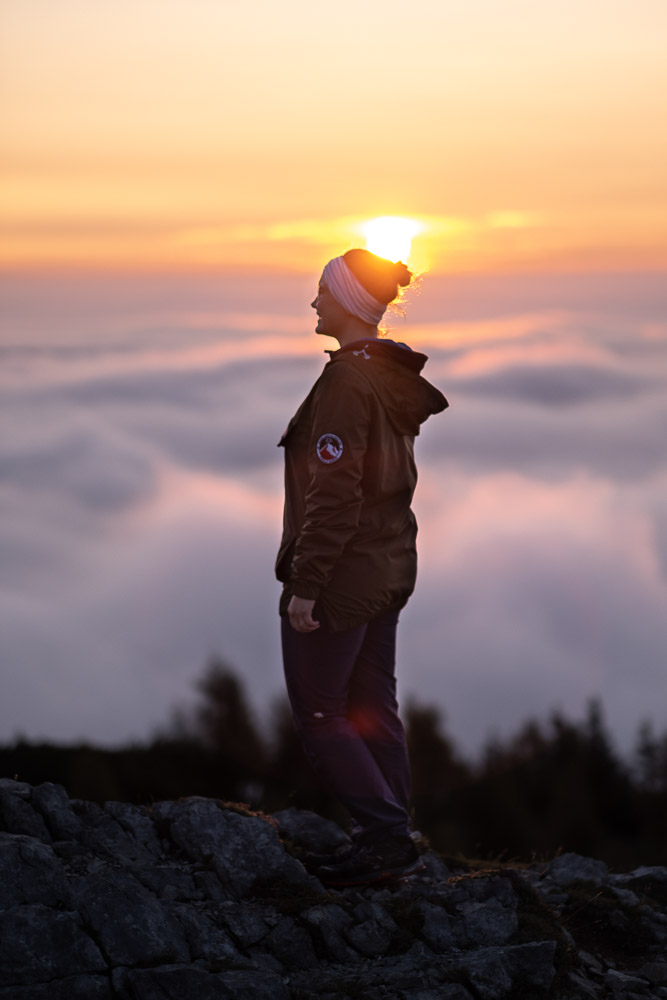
[362,216,422,263]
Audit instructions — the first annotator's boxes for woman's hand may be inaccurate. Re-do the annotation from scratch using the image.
[287,596,320,633]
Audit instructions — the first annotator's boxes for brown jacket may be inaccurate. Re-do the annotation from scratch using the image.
[276,339,448,630]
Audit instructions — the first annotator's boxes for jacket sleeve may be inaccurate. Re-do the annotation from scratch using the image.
[290,363,371,600]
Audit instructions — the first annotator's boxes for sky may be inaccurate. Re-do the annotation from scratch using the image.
[1,1,666,759]
[2,0,666,272]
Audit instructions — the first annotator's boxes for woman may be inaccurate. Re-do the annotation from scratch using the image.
[276,248,447,886]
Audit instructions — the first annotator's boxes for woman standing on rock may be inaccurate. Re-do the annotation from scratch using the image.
[276,248,447,887]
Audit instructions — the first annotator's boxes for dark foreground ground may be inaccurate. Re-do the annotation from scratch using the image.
[1,778,667,999]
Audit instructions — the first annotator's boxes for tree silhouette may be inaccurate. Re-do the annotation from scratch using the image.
[405,700,469,850]
[193,655,267,778]
[635,719,667,793]
[3,656,667,867]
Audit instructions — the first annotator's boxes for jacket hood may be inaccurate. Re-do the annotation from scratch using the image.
[327,339,448,436]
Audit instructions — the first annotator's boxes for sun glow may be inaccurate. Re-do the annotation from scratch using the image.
[362,216,422,263]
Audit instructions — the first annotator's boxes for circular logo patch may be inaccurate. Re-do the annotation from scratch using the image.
[316,433,343,464]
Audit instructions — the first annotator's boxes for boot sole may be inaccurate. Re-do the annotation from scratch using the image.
[319,858,426,888]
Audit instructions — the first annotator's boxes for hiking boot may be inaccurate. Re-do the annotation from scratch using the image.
[317,836,425,888]
[299,841,357,875]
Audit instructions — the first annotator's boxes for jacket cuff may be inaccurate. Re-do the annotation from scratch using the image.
[291,581,322,601]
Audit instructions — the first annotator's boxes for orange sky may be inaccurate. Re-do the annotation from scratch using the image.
[2,0,666,273]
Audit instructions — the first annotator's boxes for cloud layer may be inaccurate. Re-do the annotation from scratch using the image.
[1,270,666,757]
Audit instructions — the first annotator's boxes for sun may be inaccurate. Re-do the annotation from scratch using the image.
[362,216,422,263]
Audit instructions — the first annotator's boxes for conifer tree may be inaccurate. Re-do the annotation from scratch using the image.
[194,656,266,776]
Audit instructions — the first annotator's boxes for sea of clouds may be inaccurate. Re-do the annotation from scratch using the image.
[1,269,666,758]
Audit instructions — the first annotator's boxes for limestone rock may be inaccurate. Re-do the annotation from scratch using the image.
[264,915,320,970]
[0,833,71,909]
[508,940,558,991]
[114,965,290,999]
[638,961,667,985]
[165,797,314,896]
[0,779,31,799]
[564,970,600,998]
[0,975,112,999]
[68,868,190,966]
[344,915,393,956]
[0,787,51,842]
[451,946,514,1000]
[274,807,350,852]
[105,799,162,856]
[0,904,106,987]
[31,782,82,841]
[418,899,457,951]
[461,897,518,946]
[451,941,557,1000]
[403,988,474,1000]
[604,967,652,993]
[219,899,281,951]
[301,903,357,962]
[0,779,665,999]
[546,852,609,886]
[163,901,241,963]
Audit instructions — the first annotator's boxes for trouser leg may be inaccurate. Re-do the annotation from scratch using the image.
[346,610,412,820]
[281,612,411,843]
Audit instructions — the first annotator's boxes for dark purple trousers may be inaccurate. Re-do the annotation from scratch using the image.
[281,609,412,843]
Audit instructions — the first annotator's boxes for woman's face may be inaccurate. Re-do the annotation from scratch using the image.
[311,281,349,339]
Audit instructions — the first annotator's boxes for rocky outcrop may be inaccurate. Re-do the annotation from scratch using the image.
[1,777,667,999]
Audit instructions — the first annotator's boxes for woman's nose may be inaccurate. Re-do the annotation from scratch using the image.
[311,298,318,309]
